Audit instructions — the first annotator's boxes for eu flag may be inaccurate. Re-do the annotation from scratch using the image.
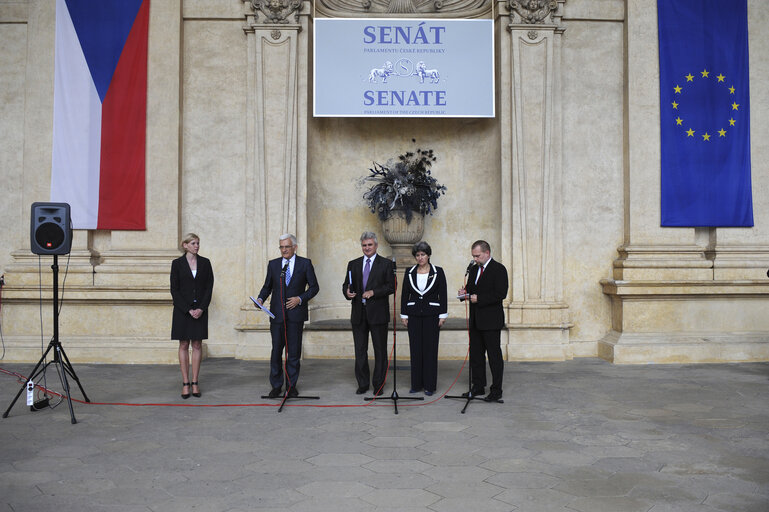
[658,0,753,227]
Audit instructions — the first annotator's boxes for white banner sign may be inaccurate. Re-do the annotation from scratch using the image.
[314,18,495,118]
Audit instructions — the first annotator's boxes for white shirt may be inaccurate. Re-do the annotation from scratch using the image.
[362,253,377,273]
[475,257,492,285]
[283,254,296,279]
[283,255,301,304]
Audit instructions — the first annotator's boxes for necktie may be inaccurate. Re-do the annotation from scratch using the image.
[362,259,371,290]
[284,260,291,285]
[476,264,484,284]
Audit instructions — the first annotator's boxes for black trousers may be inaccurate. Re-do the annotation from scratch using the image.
[269,321,304,389]
[407,315,440,392]
[469,327,503,394]
[352,315,388,391]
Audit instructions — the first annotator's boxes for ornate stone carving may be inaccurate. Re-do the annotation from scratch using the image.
[508,0,558,24]
[249,0,303,24]
[315,0,489,17]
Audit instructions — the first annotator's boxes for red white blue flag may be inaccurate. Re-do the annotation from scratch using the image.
[51,0,149,230]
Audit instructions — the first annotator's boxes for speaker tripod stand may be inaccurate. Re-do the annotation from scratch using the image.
[3,255,90,423]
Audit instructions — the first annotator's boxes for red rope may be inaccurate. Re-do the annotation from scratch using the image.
[0,272,476,410]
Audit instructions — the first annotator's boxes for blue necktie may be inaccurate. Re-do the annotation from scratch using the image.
[284,260,291,285]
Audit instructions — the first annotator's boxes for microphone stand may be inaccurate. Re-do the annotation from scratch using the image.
[445,262,487,413]
[365,259,422,414]
[261,262,319,412]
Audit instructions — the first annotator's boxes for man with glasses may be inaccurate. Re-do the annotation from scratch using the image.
[343,231,395,395]
[256,234,319,398]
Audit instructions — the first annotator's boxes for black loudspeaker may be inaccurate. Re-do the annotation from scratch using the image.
[30,202,72,255]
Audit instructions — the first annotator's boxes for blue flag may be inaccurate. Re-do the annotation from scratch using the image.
[658,0,752,227]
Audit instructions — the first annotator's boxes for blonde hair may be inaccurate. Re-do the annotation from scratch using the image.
[180,233,200,252]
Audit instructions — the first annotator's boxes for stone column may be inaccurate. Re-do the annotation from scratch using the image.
[236,0,311,358]
[499,0,573,361]
[600,0,769,363]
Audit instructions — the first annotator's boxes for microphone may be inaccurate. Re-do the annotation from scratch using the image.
[465,261,476,276]
[392,258,397,273]
[281,262,288,277]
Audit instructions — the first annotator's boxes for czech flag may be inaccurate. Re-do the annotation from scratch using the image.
[51,0,149,230]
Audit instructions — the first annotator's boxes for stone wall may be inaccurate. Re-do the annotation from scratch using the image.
[0,0,767,364]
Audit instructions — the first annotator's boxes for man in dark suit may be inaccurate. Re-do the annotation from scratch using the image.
[257,233,319,398]
[458,240,508,402]
[343,231,395,395]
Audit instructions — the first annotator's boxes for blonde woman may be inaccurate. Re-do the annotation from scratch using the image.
[170,233,214,399]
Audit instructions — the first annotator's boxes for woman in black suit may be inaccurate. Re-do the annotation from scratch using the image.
[170,233,214,399]
[400,241,447,396]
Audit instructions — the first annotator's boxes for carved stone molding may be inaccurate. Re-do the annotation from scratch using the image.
[315,0,491,18]
[506,0,564,25]
[248,0,303,24]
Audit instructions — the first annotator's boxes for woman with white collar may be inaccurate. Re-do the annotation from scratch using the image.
[400,241,448,396]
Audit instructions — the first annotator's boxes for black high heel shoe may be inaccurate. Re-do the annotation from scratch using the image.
[181,382,191,399]
[191,381,201,398]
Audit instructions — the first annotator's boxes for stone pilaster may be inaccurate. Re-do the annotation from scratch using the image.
[499,0,573,361]
[236,0,311,358]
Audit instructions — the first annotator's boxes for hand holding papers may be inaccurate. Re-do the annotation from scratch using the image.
[250,296,275,319]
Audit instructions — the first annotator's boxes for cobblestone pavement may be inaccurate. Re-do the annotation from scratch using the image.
[0,357,767,512]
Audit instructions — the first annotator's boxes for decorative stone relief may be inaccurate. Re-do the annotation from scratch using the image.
[507,0,563,25]
[249,0,303,24]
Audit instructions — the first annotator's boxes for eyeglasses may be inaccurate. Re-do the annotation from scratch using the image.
[279,245,293,250]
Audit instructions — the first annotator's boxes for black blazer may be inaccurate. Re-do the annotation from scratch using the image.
[170,255,214,313]
[465,258,508,330]
[400,264,448,318]
[343,255,395,325]
[258,255,319,323]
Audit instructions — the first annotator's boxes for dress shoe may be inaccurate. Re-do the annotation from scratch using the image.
[268,387,282,398]
[424,390,434,396]
[356,386,369,395]
[190,381,201,398]
[409,388,421,394]
[287,387,298,398]
[484,392,503,403]
[181,382,191,400]
[461,388,484,398]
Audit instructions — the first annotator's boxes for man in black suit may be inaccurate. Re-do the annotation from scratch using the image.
[343,231,395,395]
[458,240,508,402]
[257,234,319,398]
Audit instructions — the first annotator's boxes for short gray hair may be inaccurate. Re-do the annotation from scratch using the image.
[279,233,297,246]
[360,231,378,244]
[412,241,432,257]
